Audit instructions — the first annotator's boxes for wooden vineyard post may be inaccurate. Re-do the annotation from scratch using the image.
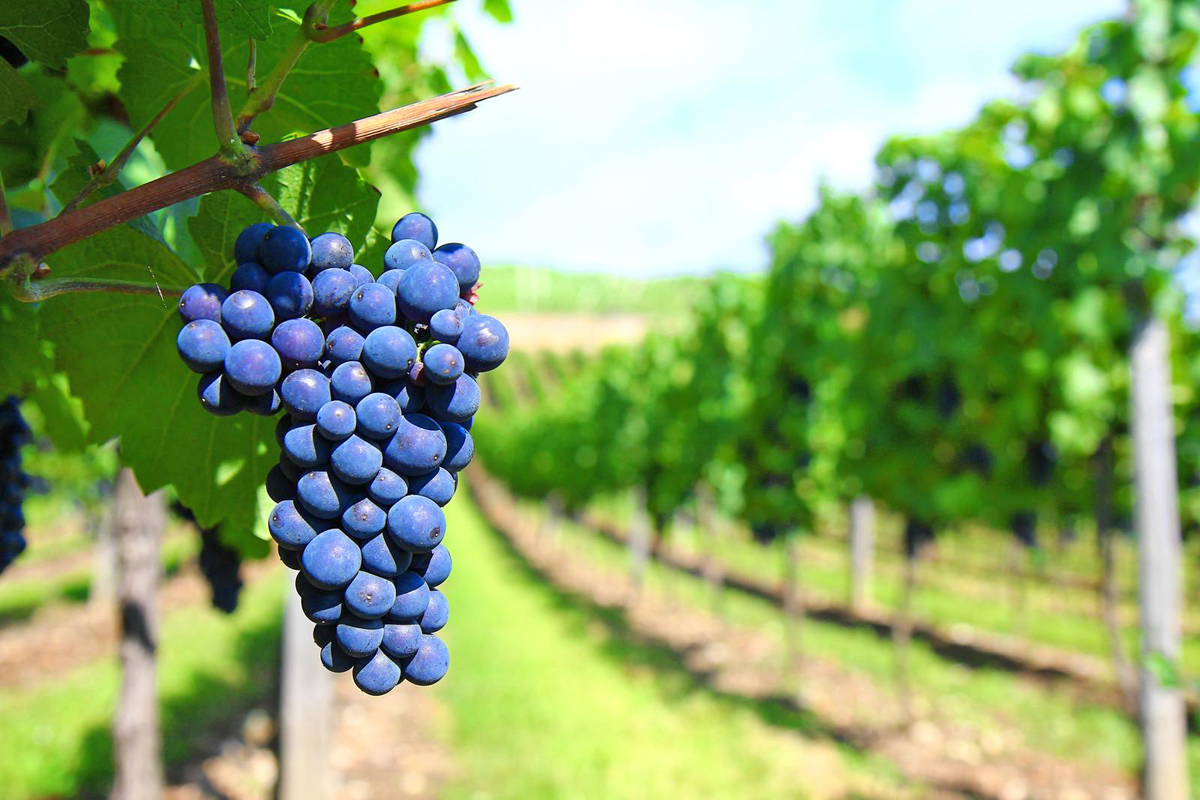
[628,488,652,603]
[849,495,874,613]
[110,468,166,800]
[1130,316,1189,800]
[278,584,332,800]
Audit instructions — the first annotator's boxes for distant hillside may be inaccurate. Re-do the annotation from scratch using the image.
[474,265,709,314]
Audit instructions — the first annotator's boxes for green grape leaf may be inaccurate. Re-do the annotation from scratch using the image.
[453,29,488,83]
[115,9,380,171]
[139,0,272,42]
[0,60,38,125]
[0,0,90,69]
[0,290,49,397]
[483,0,514,23]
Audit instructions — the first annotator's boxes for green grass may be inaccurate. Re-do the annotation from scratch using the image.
[434,494,908,800]
[475,265,708,315]
[0,533,199,625]
[0,569,284,799]
[515,497,1200,788]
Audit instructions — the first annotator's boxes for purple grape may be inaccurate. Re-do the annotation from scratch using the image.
[230,262,271,293]
[353,649,401,695]
[403,634,449,685]
[260,225,312,273]
[344,571,396,620]
[349,283,397,331]
[312,268,357,317]
[425,374,480,424]
[302,529,362,590]
[271,318,325,370]
[362,326,417,379]
[331,361,373,405]
[310,232,354,273]
[297,572,343,624]
[387,570,430,621]
[383,413,446,476]
[411,544,451,587]
[283,423,332,469]
[360,532,411,577]
[234,222,273,264]
[220,290,275,341]
[440,422,474,471]
[296,470,355,519]
[268,499,320,550]
[197,372,245,417]
[422,343,464,386]
[376,270,403,293]
[178,283,227,323]
[280,369,332,420]
[321,639,355,672]
[457,314,509,372]
[244,389,282,416]
[409,467,456,506]
[266,271,314,320]
[367,467,407,507]
[386,495,446,553]
[330,434,383,485]
[419,589,448,633]
[266,465,296,503]
[355,393,401,440]
[177,319,230,373]
[342,496,387,539]
[391,213,438,249]
[384,238,432,271]
[432,243,481,290]
[325,325,365,365]
[348,264,374,287]
[429,309,464,344]
[224,340,281,396]
[380,622,422,659]
[396,261,459,324]
[316,400,356,441]
[335,615,384,656]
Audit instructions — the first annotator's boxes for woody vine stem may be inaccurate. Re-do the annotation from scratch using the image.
[0,0,513,300]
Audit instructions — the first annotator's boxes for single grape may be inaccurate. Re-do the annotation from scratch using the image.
[424,374,481,424]
[269,499,320,550]
[432,243,481,290]
[302,529,362,590]
[353,649,402,695]
[429,309,464,344]
[349,283,397,331]
[224,339,282,396]
[321,639,356,673]
[178,283,227,324]
[230,262,271,294]
[422,343,464,385]
[360,532,411,577]
[220,290,275,341]
[440,423,474,471]
[419,589,448,633]
[325,325,365,366]
[408,468,456,507]
[266,271,314,321]
[296,470,356,519]
[197,373,246,417]
[391,213,438,249]
[177,319,230,373]
[310,232,354,272]
[280,369,332,420]
[380,622,422,660]
[331,434,383,485]
[348,264,374,287]
[457,314,510,372]
[271,318,325,371]
[278,546,301,570]
[387,570,430,621]
[283,424,332,469]
[312,268,357,317]
[316,400,356,441]
[344,571,396,620]
[454,298,474,316]
[244,389,283,416]
[330,361,373,405]
[386,495,446,553]
[384,238,432,271]
[362,326,417,379]
[383,413,447,476]
[297,572,343,624]
[403,634,449,686]
[266,465,296,503]
[410,544,451,587]
[335,615,384,657]
[396,261,459,323]
[261,225,312,273]
[367,467,408,506]
[234,222,273,264]
[377,377,426,414]
[376,270,403,293]
[342,496,387,539]
[355,393,401,440]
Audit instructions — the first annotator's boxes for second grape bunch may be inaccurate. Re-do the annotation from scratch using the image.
[174,212,509,695]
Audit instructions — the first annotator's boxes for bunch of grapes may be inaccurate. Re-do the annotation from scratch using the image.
[0,397,29,574]
[174,213,509,694]
[174,502,244,614]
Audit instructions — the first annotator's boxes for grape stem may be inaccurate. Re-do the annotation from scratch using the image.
[11,275,183,302]
[309,0,458,43]
[61,73,204,215]
[0,82,515,270]
[237,182,303,231]
[200,0,247,164]
[247,38,257,93]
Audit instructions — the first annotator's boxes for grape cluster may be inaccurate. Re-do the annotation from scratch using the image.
[174,213,509,694]
[0,397,29,574]
[175,502,244,614]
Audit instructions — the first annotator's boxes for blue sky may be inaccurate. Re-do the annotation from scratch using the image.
[416,1,1125,276]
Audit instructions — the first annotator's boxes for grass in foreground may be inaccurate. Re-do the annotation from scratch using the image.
[433,494,907,800]
[0,569,284,799]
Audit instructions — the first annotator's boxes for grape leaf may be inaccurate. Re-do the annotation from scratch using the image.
[0,0,90,69]
[0,291,48,397]
[115,9,380,171]
[483,0,514,23]
[0,59,38,125]
[138,0,272,42]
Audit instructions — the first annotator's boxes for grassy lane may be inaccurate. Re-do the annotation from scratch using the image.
[433,494,908,800]
[0,570,283,799]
